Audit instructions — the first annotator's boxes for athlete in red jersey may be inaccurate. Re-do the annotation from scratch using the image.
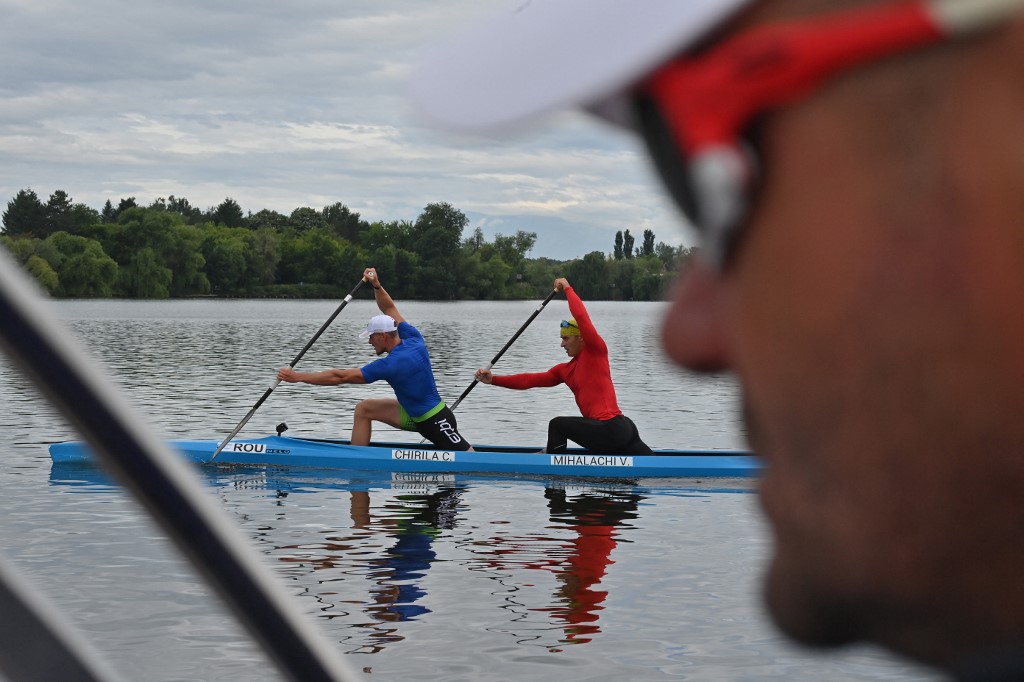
[475,278,653,455]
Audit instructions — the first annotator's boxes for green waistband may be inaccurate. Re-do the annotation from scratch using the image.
[411,401,446,423]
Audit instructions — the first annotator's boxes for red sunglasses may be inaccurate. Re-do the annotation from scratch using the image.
[634,0,1023,269]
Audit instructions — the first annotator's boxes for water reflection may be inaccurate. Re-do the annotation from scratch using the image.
[468,486,644,650]
[265,485,467,654]
[359,488,460,625]
[542,488,642,644]
[49,462,661,656]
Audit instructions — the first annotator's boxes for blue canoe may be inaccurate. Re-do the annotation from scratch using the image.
[49,435,760,479]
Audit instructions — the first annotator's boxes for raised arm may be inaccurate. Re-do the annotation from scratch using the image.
[364,267,405,323]
[555,278,606,352]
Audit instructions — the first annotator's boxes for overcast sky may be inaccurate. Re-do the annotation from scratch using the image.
[1,0,693,260]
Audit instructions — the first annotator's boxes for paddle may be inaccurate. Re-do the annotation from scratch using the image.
[210,276,368,460]
[449,288,558,412]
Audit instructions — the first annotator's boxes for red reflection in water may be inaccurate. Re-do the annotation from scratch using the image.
[474,488,643,646]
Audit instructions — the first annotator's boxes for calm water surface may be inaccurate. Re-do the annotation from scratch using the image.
[0,299,936,681]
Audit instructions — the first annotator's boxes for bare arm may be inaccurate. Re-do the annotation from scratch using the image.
[364,267,405,324]
[277,367,366,385]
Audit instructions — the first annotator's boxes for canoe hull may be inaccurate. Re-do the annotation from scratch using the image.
[49,435,760,479]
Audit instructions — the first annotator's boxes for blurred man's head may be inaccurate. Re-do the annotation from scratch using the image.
[411,0,1024,672]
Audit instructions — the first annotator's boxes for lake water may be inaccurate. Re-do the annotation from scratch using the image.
[0,299,937,681]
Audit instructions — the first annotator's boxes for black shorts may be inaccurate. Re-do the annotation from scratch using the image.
[414,405,472,451]
[546,414,653,456]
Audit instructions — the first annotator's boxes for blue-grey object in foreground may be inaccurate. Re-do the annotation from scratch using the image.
[51,435,761,478]
[0,248,358,682]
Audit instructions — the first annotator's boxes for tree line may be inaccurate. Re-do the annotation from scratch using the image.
[1,188,695,301]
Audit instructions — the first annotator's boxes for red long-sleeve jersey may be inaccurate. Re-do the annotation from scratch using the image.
[493,286,622,420]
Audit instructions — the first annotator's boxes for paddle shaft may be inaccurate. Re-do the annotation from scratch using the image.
[449,288,557,412]
[211,277,368,459]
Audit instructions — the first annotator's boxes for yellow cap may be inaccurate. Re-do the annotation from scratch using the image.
[560,319,581,337]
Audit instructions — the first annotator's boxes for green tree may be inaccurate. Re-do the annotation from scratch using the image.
[362,220,413,254]
[464,226,485,253]
[481,254,513,299]
[276,228,364,296]
[166,224,210,296]
[3,189,47,237]
[211,197,246,228]
[168,196,205,223]
[323,201,365,242]
[101,199,117,223]
[408,202,467,298]
[46,232,119,297]
[95,197,139,225]
[2,235,62,272]
[614,230,624,260]
[492,231,536,273]
[24,254,59,294]
[641,229,656,257]
[631,256,668,301]
[119,247,173,298]
[43,190,74,236]
[288,206,327,233]
[0,235,34,262]
[107,207,175,263]
[566,251,612,299]
[622,229,635,259]
[610,258,637,300]
[115,197,138,221]
[454,248,486,299]
[102,208,207,295]
[244,228,281,288]
[149,195,204,224]
[655,242,698,272]
[247,209,289,231]
[522,257,563,298]
[201,226,248,293]
[363,242,419,298]
[42,191,101,236]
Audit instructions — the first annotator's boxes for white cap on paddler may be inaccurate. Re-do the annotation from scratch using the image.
[407,0,755,133]
[359,314,397,339]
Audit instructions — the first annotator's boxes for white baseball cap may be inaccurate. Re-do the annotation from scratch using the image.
[407,0,755,133]
[359,314,398,339]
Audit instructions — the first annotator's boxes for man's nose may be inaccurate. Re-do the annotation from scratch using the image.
[661,260,732,373]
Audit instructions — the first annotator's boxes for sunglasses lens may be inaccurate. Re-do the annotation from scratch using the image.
[634,94,702,234]
[633,94,760,268]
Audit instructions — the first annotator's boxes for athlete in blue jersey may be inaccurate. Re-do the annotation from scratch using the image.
[277,267,473,450]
